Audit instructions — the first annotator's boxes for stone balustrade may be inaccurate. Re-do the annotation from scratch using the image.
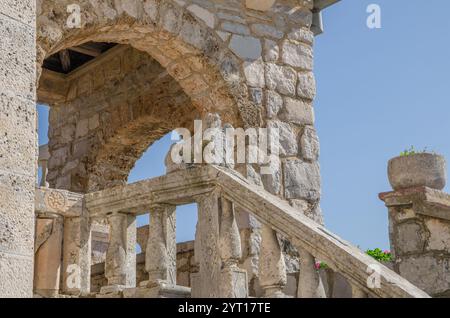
[34,164,430,298]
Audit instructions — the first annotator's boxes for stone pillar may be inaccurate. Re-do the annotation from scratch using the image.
[259,224,287,297]
[191,191,222,298]
[218,197,248,298]
[101,212,136,294]
[380,154,449,297]
[61,214,92,295]
[379,187,450,297]
[144,205,176,287]
[34,214,63,297]
[297,248,326,298]
[0,0,36,297]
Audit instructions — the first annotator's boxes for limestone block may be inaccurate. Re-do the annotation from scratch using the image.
[261,155,282,195]
[243,61,265,88]
[282,41,313,70]
[221,22,250,35]
[288,28,314,45]
[0,0,35,25]
[245,0,277,12]
[0,93,36,176]
[187,5,215,28]
[0,173,34,256]
[284,159,321,201]
[266,90,283,118]
[267,120,298,157]
[279,97,315,126]
[265,63,297,96]
[229,35,262,61]
[398,255,450,296]
[251,24,284,39]
[425,219,450,252]
[75,118,89,138]
[0,15,35,100]
[0,252,34,297]
[297,72,316,100]
[263,40,280,62]
[395,222,427,254]
[300,126,320,161]
[287,8,313,27]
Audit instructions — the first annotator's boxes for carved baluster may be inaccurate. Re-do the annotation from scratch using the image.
[145,205,177,287]
[297,248,326,298]
[351,283,368,298]
[100,212,136,294]
[61,209,91,296]
[191,191,222,298]
[38,144,50,187]
[218,197,248,298]
[259,224,287,297]
[34,214,63,297]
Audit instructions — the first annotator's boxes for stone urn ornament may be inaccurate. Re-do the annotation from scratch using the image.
[388,147,447,191]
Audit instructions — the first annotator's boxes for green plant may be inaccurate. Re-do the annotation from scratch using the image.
[366,248,392,262]
[314,261,328,270]
[400,146,434,157]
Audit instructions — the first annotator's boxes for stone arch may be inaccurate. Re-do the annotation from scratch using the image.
[37,0,260,129]
[36,0,265,192]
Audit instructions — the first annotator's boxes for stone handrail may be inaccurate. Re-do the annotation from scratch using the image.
[84,165,429,298]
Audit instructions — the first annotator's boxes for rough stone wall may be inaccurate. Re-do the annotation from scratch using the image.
[44,46,199,192]
[388,206,450,297]
[0,0,36,297]
[38,0,322,229]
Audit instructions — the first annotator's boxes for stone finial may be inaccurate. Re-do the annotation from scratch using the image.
[245,0,277,11]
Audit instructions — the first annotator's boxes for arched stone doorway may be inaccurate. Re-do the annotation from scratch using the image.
[35,0,323,297]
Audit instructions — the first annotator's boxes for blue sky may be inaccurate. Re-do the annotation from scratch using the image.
[37,0,450,249]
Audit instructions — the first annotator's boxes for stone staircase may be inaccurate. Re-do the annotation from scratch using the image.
[34,164,429,298]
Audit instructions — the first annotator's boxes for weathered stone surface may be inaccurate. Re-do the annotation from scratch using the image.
[229,35,262,60]
[0,0,36,298]
[268,121,298,157]
[263,40,279,62]
[297,72,316,100]
[265,63,297,96]
[284,159,321,201]
[266,90,283,118]
[282,41,313,70]
[243,60,265,88]
[279,97,315,126]
[398,255,450,296]
[300,126,320,161]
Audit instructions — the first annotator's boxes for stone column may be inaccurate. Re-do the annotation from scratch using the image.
[218,197,248,298]
[297,248,326,298]
[101,212,136,294]
[144,205,176,287]
[61,214,91,295]
[34,214,63,297]
[380,186,450,297]
[259,224,287,297]
[191,191,222,298]
[0,0,36,297]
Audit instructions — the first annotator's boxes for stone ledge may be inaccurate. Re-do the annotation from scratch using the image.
[379,186,450,221]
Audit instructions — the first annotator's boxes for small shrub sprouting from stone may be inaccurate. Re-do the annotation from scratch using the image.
[366,248,392,262]
[400,145,434,157]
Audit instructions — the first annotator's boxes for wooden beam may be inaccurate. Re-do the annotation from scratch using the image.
[59,50,71,72]
[69,45,102,57]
